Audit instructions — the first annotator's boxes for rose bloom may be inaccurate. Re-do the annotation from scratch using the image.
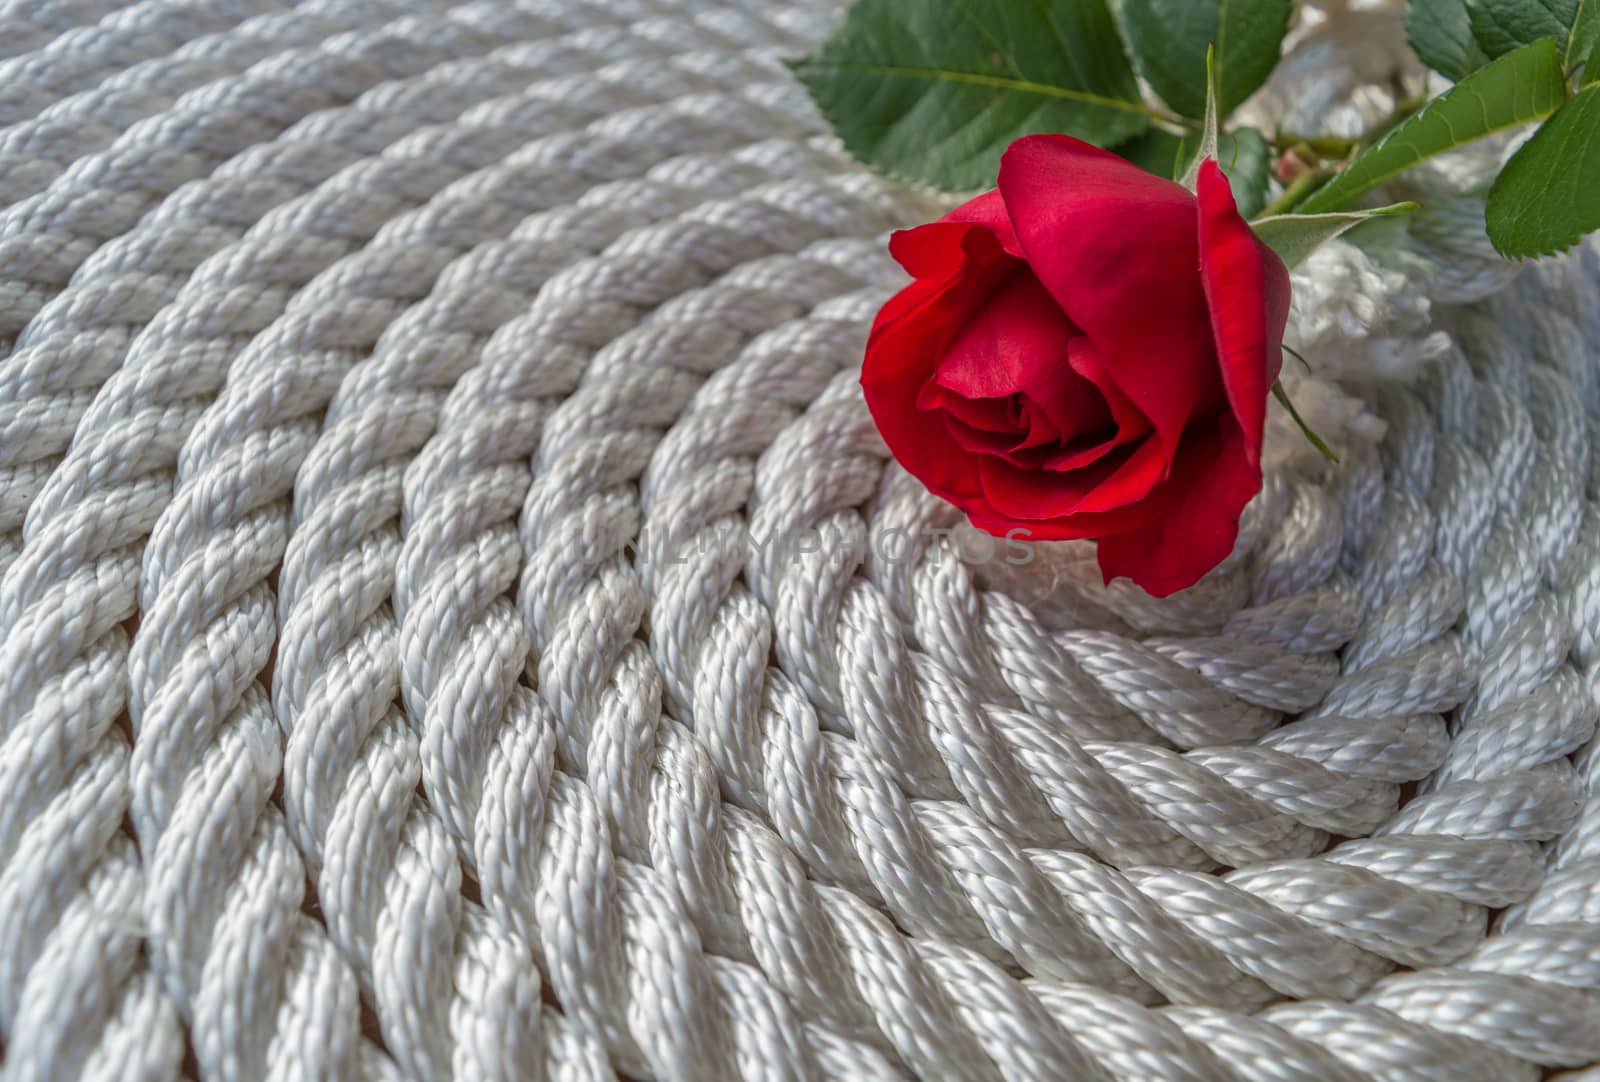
[862,135,1291,597]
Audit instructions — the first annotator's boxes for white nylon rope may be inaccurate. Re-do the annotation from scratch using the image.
[0,0,540,579]
[0,0,380,206]
[1,2,700,1076]
[2,0,1599,1079]
[0,0,125,64]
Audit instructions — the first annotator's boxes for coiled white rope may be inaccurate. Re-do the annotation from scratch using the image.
[1,0,1598,1079]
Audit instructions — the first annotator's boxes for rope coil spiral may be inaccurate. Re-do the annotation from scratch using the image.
[2,1,1598,1079]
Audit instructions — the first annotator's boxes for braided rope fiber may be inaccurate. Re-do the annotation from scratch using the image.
[2,0,1599,1079]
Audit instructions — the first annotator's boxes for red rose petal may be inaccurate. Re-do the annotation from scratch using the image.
[939,412,1029,458]
[1196,158,1292,466]
[981,425,1172,517]
[1094,415,1261,597]
[864,222,1020,502]
[1071,433,1173,513]
[940,188,1025,258]
[1035,429,1120,471]
[1065,338,1155,451]
[977,443,1134,519]
[996,135,1223,457]
[928,270,1111,444]
[917,381,1015,433]
[1015,399,1064,448]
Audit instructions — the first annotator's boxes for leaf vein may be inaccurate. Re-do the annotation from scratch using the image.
[799,61,1154,116]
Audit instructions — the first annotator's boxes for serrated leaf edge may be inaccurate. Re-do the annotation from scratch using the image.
[1485,82,1600,257]
[1298,38,1567,214]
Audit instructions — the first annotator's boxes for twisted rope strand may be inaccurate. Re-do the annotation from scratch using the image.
[2,1,1599,1078]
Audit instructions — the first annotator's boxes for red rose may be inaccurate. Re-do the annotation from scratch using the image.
[862,135,1291,597]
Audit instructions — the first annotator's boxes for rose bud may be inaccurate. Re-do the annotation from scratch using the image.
[1275,145,1316,184]
[861,135,1291,597]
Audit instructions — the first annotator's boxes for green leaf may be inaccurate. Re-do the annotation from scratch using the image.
[1406,0,1492,79]
[1217,127,1272,218]
[1251,202,1419,267]
[1486,83,1600,255]
[1115,128,1188,177]
[1471,0,1600,77]
[1569,0,1600,80]
[1118,0,1292,119]
[1297,39,1568,213]
[791,0,1149,191]
[1470,0,1579,58]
